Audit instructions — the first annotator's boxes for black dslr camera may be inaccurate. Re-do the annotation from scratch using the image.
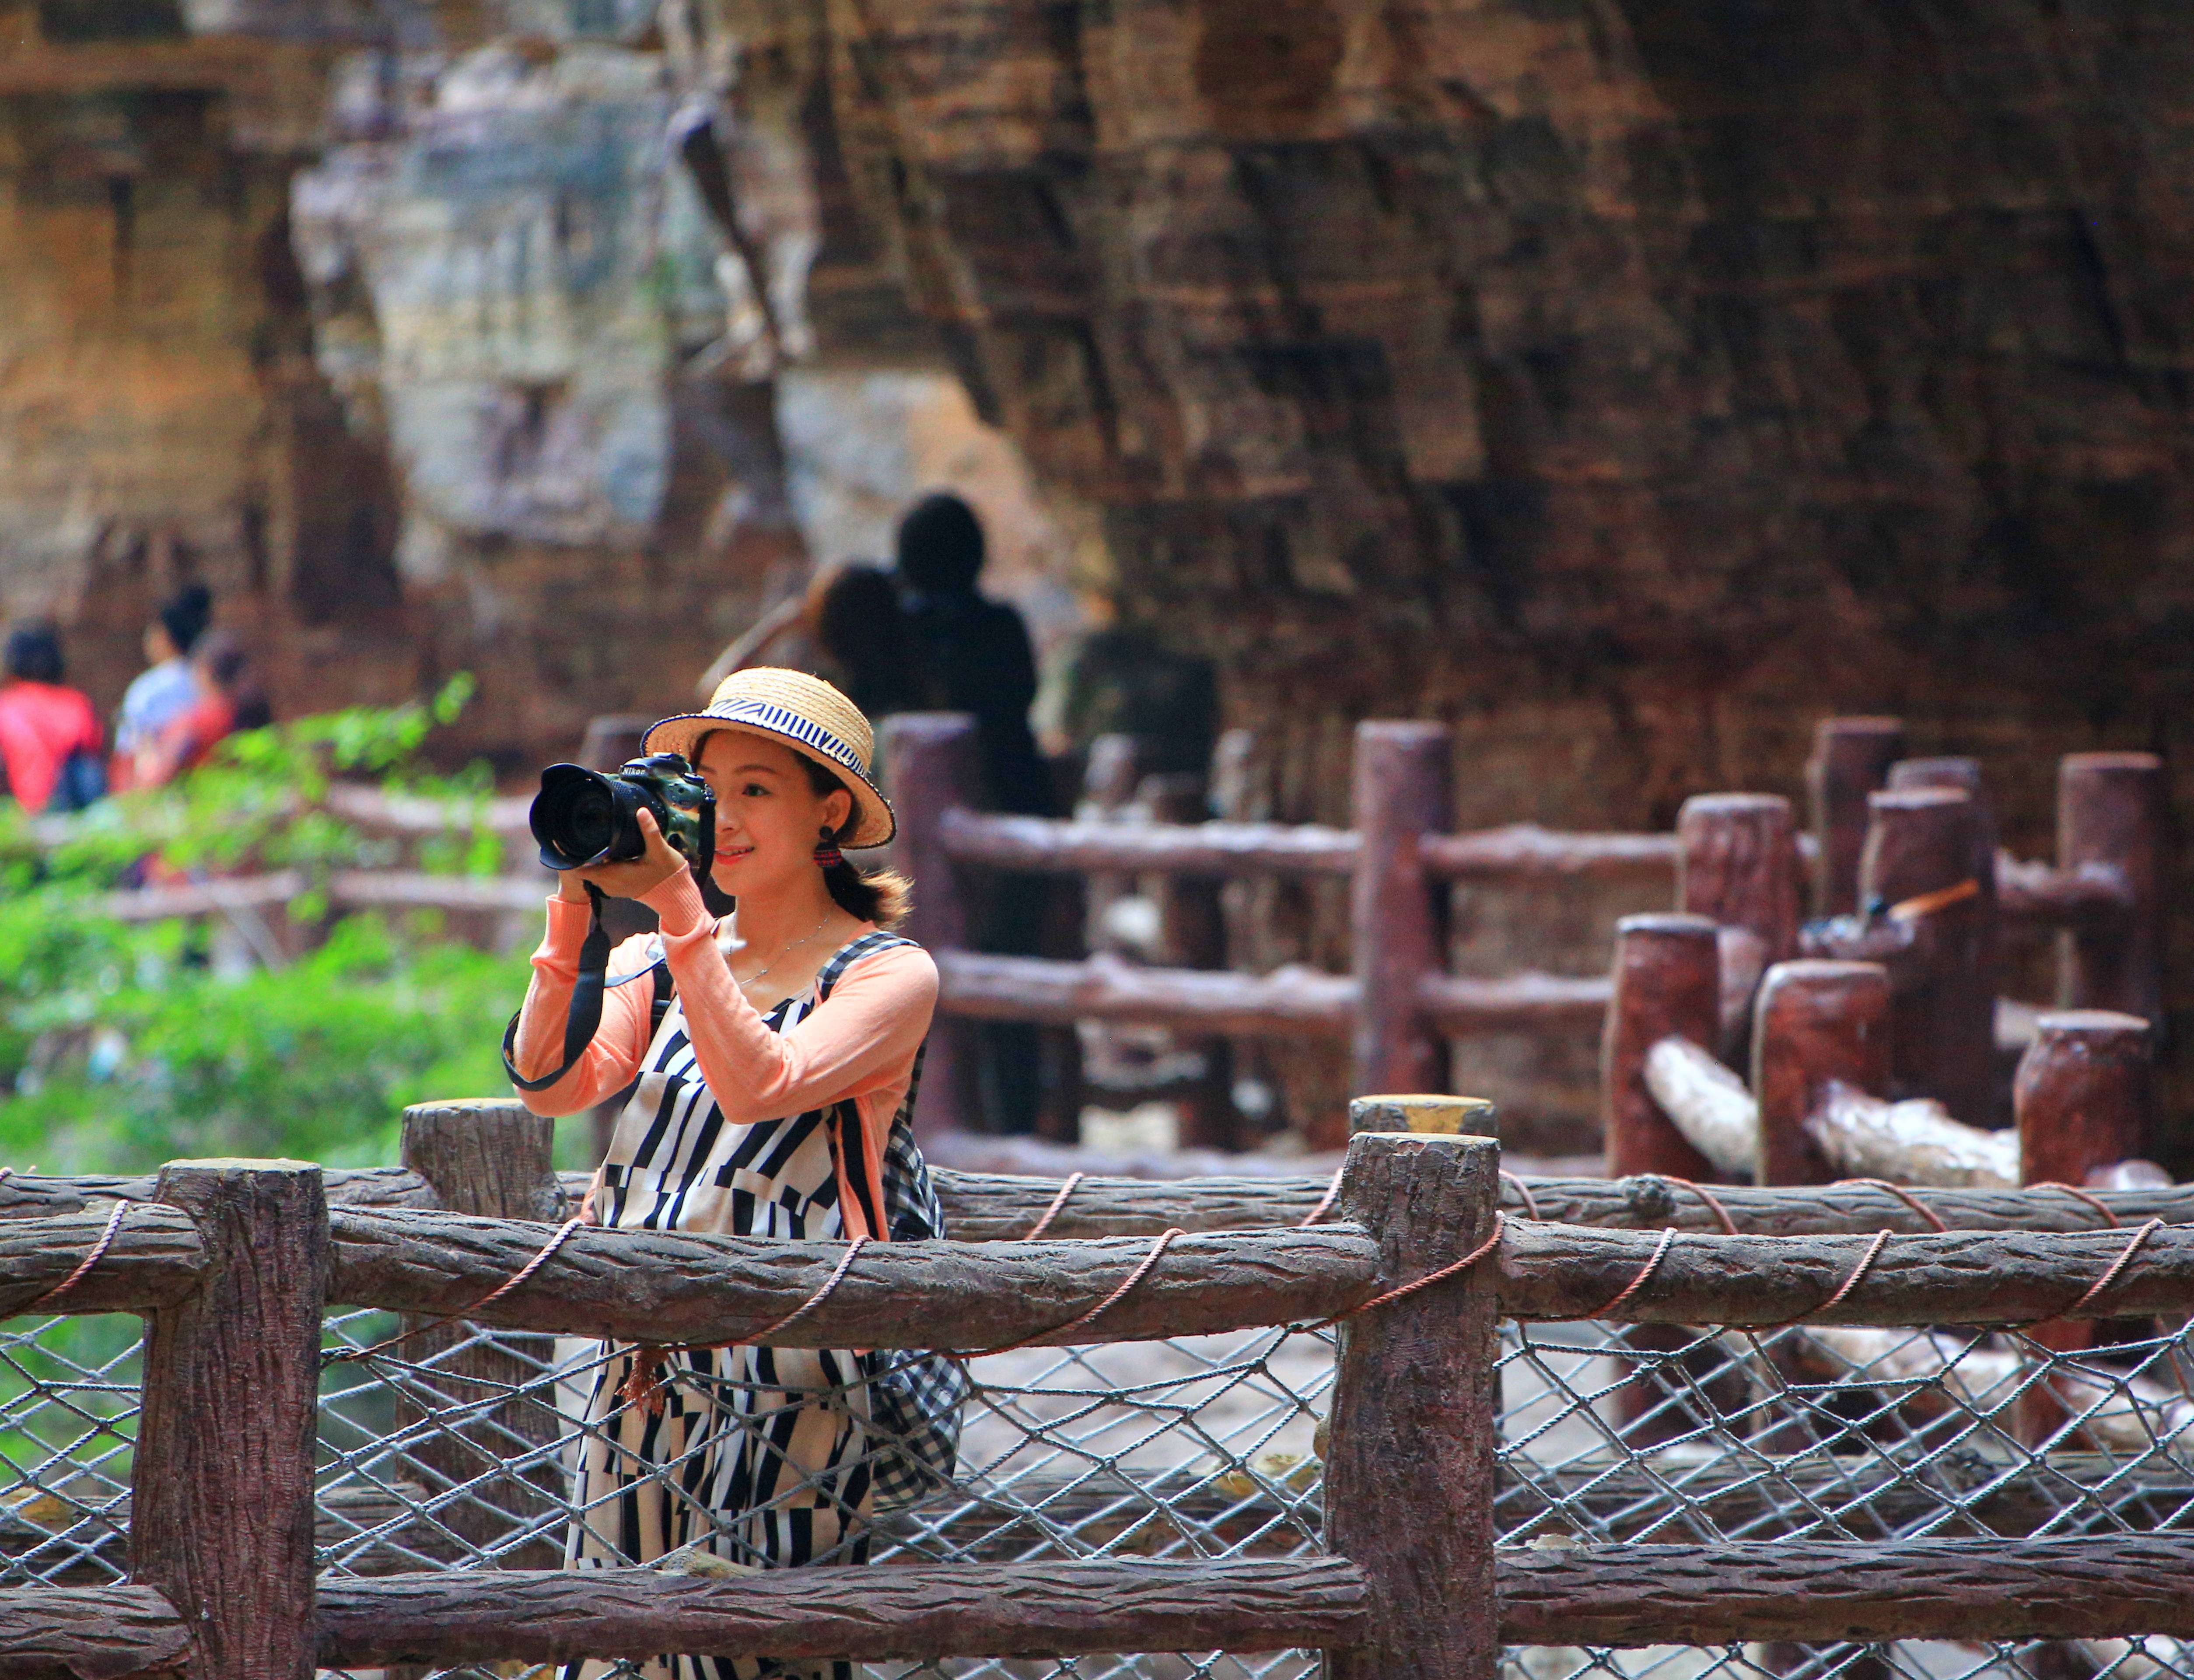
[530,753,716,876]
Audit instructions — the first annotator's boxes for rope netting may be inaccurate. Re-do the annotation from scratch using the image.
[3,1255,2194,1680]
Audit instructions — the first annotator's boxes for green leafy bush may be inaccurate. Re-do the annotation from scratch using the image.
[0,678,540,1175]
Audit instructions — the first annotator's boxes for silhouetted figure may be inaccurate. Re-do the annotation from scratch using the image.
[0,622,105,813]
[896,493,1054,819]
[814,562,929,721]
[896,493,1056,1133]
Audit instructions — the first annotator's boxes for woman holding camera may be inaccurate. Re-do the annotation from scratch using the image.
[506,668,962,1680]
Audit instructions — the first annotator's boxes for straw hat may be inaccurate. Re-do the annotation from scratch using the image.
[643,668,896,848]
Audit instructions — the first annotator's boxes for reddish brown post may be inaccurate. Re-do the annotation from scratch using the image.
[133,1159,325,1680]
[398,1100,569,1568]
[1862,787,1995,1120]
[2014,1011,2155,1447]
[2058,752,2166,1030]
[1751,960,1893,1186]
[882,713,984,1137]
[1325,1128,1498,1680]
[1677,793,1800,1054]
[1602,914,1722,1181]
[1807,718,1906,917]
[1887,757,2000,884]
[1348,723,1452,1134]
[1600,914,1724,1446]
[2015,1010,2154,1192]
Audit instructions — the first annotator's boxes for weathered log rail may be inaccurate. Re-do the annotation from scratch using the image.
[14,1107,2194,1676]
[10,1147,2194,1240]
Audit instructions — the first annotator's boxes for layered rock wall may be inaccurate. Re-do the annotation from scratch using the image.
[819,0,2194,1145]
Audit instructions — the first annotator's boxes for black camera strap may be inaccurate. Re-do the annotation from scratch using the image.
[502,883,615,1092]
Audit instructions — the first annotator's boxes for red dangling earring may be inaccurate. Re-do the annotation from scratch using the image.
[813,826,843,869]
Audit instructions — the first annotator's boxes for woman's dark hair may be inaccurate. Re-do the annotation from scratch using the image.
[894,492,985,594]
[797,756,912,928]
[158,584,213,656]
[4,622,65,685]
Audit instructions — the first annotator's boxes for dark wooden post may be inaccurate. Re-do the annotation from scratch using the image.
[2013,1011,2155,1448]
[1324,1128,1498,1680]
[1861,787,1995,1119]
[1600,914,1722,1445]
[2015,1010,2153,1191]
[398,1099,569,1568]
[133,1159,326,1680]
[1751,960,1893,1186]
[1602,914,1723,1181]
[882,713,985,1137]
[1349,722,1452,1126]
[2058,752,2166,1031]
[1807,718,1906,917]
[1677,793,1800,1054]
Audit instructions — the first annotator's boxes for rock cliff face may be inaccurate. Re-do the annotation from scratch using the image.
[818,0,2194,1131]
[0,0,1085,768]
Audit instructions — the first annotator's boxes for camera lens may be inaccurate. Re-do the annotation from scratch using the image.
[532,765,640,871]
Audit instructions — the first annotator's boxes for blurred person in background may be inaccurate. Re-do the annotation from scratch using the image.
[0,621,105,813]
[133,630,271,789]
[896,493,1053,819]
[895,492,1056,1132]
[111,585,211,791]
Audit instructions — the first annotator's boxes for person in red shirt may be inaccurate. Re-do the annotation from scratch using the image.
[0,622,105,813]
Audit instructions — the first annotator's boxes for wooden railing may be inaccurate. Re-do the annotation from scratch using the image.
[8,1094,2194,1678]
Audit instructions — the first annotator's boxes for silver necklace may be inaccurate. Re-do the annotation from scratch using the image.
[732,913,836,989]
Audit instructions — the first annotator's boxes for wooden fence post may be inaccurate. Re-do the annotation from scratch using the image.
[883,713,985,1137]
[1600,913,1724,1446]
[1807,718,1906,917]
[2058,752,2166,1031]
[2013,1010,2154,1449]
[1752,960,1893,1186]
[1324,1127,1498,1680]
[1349,722,1452,1125]
[1862,787,1995,1120]
[133,1159,326,1680]
[2016,1010,2153,1192]
[1677,794,1800,1055]
[1602,913,1723,1181]
[397,1099,569,1569]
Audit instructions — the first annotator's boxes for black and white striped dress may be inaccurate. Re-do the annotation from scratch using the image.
[566,931,954,1680]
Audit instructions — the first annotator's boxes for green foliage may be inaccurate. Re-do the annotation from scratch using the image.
[0,676,538,1175]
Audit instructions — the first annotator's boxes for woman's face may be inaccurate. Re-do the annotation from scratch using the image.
[693,732,851,899]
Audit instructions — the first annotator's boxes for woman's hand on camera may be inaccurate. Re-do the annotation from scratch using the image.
[555,808,690,904]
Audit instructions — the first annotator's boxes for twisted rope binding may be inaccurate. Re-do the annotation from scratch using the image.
[1500,1170,1543,1222]
[2029,1181,2122,1228]
[1587,1225,1678,1319]
[330,1215,586,1365]
[1658,1175,1736,1235]
[967,1228,1186,1361]
[1752,1229,1893,1330]
[2040,1217,2163,1325]
[1025,1172,1085,1239]
[624,1235,873,1414]
[1843,1177,1949,1233]
[21,1201,128,1316]
[1300,1168,1345,1228]
[1310,1214,1507,1331]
